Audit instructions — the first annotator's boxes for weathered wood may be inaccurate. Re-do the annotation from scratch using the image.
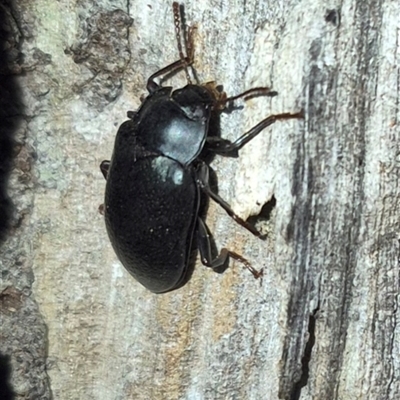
[0,0,399,399]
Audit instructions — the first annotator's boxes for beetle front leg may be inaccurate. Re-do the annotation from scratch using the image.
[147,3,196,93]
[196,163,265,238]
[146,58,194,93]
[205,111,304,156]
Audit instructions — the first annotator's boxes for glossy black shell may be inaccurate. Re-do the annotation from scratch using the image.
[104,85,213,293]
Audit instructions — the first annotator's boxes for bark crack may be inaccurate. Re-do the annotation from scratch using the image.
[290,304,319,400]
[386,237,400,397]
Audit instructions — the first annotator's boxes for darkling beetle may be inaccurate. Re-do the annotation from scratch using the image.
[100,2,303,293]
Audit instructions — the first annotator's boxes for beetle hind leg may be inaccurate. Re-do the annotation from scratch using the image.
[197,218,263,279]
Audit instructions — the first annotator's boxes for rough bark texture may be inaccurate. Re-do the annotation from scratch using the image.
[0,0,399,399]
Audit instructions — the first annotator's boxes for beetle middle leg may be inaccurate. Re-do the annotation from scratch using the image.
[197,217,263,279]
[205,111,304,156]
[196,162,265,238]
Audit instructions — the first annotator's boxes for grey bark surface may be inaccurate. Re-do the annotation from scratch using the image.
[0,0,399,399]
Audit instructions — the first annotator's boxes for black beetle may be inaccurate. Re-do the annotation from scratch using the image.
[100,2,303,293]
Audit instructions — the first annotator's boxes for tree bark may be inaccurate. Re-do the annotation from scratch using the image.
[1,0,399,399]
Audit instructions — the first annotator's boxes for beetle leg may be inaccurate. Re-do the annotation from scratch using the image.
[146,3,196,93]
[217,87,277,111]
[100,160,110,180]
[225,87,277,104]
[205,111,304,155]
[197,217,263,279]
[146,59,194,93]
[196,163,265,239]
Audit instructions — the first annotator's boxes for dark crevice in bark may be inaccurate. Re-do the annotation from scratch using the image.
[385,238,400,397]
[325,9,340,26]
[246,196,276,226]
[0,0,23,245]
[290,306,319,400]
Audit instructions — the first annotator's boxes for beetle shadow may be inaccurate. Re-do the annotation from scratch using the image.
[199,106,226,162]
[0,1,23,247]
[0,353,15,400]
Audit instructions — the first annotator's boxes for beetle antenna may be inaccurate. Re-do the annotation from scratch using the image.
[173,2,192,84]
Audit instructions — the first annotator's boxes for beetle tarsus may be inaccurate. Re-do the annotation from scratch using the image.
[228,250,264,279]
